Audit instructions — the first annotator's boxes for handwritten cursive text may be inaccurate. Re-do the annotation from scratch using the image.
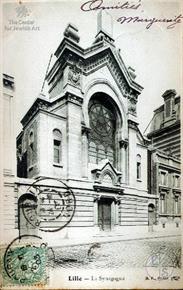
[117,14,183,29]
[81,0,142,12]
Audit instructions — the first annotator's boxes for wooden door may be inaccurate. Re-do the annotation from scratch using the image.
[98,198,111,231]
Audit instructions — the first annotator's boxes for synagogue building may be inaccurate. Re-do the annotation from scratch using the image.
[2,19,181,242]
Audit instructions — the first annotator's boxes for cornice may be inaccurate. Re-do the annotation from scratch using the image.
[147,120,180,138]
[21,98,50,126]
[65,92,83,106]
[47,38,143,99]
[93,184,124,194]
[158,163,180,172]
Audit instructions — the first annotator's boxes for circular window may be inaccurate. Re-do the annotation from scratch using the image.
[89,101,115,139]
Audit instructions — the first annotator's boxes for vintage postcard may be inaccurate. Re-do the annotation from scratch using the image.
[1,0,182,289]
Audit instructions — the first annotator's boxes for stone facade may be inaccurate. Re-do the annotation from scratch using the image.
[13,23,158,241]
[147,90,180,158]
[3,23,180,243]
[147,90,181,230]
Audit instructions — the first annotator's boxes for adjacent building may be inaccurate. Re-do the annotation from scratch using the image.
[147,89,180,158]
[2,74,17,239]
[147,90,181,230]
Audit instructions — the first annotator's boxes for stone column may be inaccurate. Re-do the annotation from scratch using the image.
[119,140,128,184]
[111,201,115,230]
[114,198,121,232]
[115,202,119,225]
[93,195,100,234]
[81,126,90,178]
[128,119,138,187]
[66,93,83,179]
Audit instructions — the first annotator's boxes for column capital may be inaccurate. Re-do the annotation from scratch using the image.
[93,194,100,202]
[81,125,91,136]
[119,139,128,149]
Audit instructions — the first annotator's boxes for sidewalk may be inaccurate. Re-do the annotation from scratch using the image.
[52,229,181,248]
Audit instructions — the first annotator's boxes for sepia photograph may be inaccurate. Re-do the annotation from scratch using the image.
[1,0,182,288]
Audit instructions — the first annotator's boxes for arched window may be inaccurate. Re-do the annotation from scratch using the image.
[88,95,116,165]
[136,154,141,180]
[53,129,62,164]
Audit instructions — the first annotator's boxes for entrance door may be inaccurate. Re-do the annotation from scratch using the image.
[148,204,155,226]
[98,198,112,231]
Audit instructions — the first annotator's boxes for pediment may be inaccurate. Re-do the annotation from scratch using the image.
[84,47,143,99]
[47,37,143,102]
[91,159,122,186]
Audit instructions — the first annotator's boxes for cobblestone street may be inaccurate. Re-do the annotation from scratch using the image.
[51,236,181,269]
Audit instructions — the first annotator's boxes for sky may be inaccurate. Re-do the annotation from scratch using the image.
[3,0,182,135]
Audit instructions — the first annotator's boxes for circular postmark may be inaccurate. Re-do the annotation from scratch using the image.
[3,235,47,285]
[145,248,175,280]
[22,177,76,232]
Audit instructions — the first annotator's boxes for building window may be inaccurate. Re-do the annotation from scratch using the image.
[174,175,180,188]
[160,194,166,214]
[53,129,62,164]
[29,131,34,166]
[174,196,179,214]
[165,99,171,118]
[88,96,116,165]
[159,171,168,186]
[136,154,141,180]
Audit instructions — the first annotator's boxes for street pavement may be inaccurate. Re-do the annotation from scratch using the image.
[50,235,181,270]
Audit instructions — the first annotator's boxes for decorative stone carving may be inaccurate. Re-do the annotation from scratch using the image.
[128,120,138,130]
[114,196,121,205]
[119,139,128,149]
[68,65,81,87]
[84,51,141,99]
[38,101,49,110]
[93,194,100,202]
[81,125,91,137]
[66,54,84,89]
[66,93,83,106]
[128,96,137,115]
[91,159,122,187]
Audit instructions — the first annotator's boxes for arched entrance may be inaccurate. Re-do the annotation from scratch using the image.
[18,193,38,236]
[148,203,156,227]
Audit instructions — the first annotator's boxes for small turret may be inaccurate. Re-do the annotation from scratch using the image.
[64,23,80,43]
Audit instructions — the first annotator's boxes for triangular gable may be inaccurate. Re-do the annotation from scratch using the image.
[91,159,122,186]
[47,37,143,100]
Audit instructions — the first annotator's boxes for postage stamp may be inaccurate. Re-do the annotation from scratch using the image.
[2,235,48,286]
[22,178,76,232]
